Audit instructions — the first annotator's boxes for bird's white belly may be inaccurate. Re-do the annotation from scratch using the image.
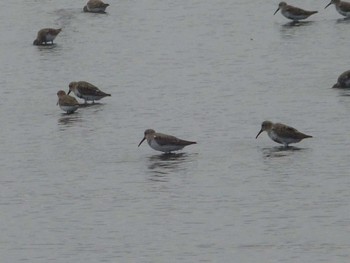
[337,6,350,17]
[148,140,184,152]
[268,131,283,144]
[75,91,100,101]
[60,105,78,113]
[83,95,101,101]
[45,34,56,42]
[282,11,307,20]
[268,131,300,145]
[87,6,106,12]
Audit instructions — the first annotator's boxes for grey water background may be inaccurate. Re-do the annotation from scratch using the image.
[1,0,350,262]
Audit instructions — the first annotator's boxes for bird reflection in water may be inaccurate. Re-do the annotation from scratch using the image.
[78,102,103,108]
[58,113,82,128]
[336,16,350,24]
[147,153,193,181]
[337,89,350,97]
[78,102,105,114]
[279,21,314,38]
[282,20,314,27]
[261,146,305,158]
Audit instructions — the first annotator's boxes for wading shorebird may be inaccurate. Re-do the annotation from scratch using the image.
[332,70,350,88]
[274,2,318,21]
[256,121,312,147]
[57,90,79,114]
[325,0,350,17]
[68,81,111,104]
[83,0,109,13]
[138,129,196,153]
[33,28,62,45]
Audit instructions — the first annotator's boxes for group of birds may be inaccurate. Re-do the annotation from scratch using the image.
[254,1,350,152]
[287,0,350,89]
[138,1,350,153]
[33,0,109,45]
[33,1,112,114]
[140,1,348,153]
[136,121,313,154]
[56,81,111,114]
[33,1,348,153]
[274,0,350,22]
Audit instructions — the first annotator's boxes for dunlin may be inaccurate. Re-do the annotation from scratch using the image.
[138,129,196,153]
[33,28,62,46]
[57,90,80,114]
[325,0,350,17]
[68,81,111,104]
[274,2,318,21]
[332,70,350,88]
[83,0,109,13]
[256,121,312,147]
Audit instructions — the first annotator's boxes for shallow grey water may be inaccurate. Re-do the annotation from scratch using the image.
[1,0,350,262]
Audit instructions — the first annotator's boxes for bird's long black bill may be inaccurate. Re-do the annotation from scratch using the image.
[138,137,146,147]
[273,8,280,15]
[256,130,263,139]
[325,2,332,8]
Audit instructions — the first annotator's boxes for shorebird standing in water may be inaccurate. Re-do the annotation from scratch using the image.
[68,81,111,104]
[274,2,318,21]
[138,129,196,153]
[83,0,109,13]
[325,0,350,17]
[57,90,79,114]
[33,28,62,45]
[256,121,312,147]
[332,70,350,88]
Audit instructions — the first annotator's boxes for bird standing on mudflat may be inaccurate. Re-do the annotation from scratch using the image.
[274,2,318,21]
[256,121,312,147]
[138,129,196,153]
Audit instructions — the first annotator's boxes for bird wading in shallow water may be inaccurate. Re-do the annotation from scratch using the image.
[325,0,350,17]
[33,28,62,45]
[57,90,79,114]
[138,129,196,153]
[274,2,318,21]
[68,81,111,104]
[256,121,312,147]
[83,0,109,13]
[332,70,350,88]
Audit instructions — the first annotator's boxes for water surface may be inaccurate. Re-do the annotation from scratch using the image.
[0,0,349,262]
